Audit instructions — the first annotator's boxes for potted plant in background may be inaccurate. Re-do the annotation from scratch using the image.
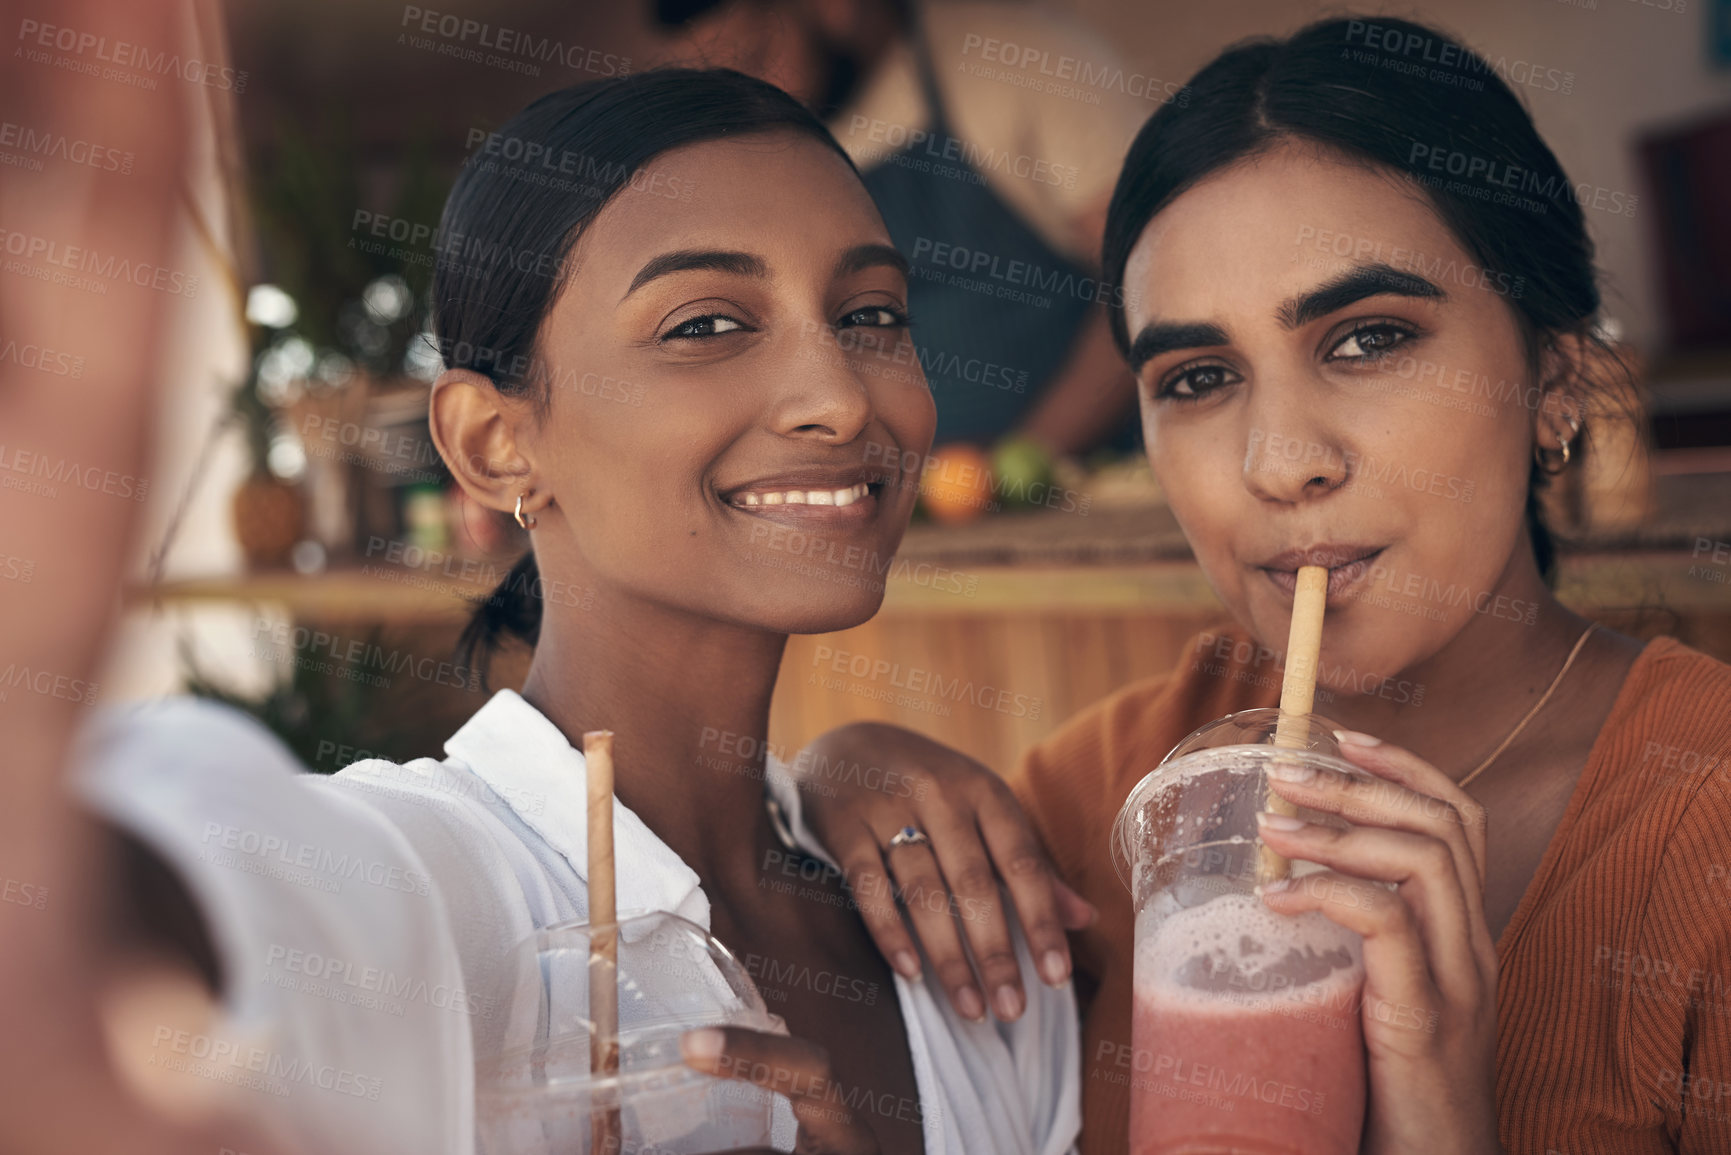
[177,107,490,766]
[228,317,309,569]
[237,109,447,571]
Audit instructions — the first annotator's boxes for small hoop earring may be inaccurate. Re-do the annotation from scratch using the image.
[514,492,537,530]
[1534,416,1580,475]
[1561,412,1581,467]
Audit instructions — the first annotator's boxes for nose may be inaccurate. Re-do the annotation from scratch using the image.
[765,319,876,444]
[1241,392,1352,505]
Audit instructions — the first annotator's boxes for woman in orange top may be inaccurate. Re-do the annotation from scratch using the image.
[786,15,1731,1155]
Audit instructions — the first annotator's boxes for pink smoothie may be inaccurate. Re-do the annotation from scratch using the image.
[1129,894,1365,1155]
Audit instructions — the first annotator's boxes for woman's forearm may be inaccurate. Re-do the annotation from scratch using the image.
[1013,305,1138,457]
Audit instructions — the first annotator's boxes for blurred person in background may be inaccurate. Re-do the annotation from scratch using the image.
[652,0,1147,463]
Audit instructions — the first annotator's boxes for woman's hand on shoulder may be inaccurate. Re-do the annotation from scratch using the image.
[790,722,1096,1023]
[1259,731,1502,1155]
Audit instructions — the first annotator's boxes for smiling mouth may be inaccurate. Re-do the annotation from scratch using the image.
[730,481,873,509]
[719,476,889,527]
[1259,545,1386,599]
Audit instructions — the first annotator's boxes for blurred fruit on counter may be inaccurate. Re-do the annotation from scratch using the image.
[990,436,1056,511]
[918,443,997,524]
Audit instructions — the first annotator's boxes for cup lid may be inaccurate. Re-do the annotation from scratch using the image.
[476,910,779,1101]
[1160,707,1347,765]
[1110,709,1358,893]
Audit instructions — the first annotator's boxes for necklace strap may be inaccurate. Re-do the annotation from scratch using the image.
[1457,622,1597,790]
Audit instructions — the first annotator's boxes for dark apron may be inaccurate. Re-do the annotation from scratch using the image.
[857,26,1095,445]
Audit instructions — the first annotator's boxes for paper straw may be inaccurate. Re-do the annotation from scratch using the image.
[1259,565,1328,884]
[584,729,621,1154]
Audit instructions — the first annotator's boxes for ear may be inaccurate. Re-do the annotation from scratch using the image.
[428,369,547,520]
[1532,333,1591,454]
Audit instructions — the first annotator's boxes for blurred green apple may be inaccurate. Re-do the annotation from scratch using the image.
[991,436,1055,510]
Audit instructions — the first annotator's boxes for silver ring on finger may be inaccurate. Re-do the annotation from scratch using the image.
[885,825,931,852]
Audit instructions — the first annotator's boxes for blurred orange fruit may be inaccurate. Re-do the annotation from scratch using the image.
[919,443,995,525]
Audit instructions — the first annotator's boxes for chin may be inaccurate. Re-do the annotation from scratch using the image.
[1214,578,1434,710]
[726,584,888,637]
[1313,629,1423,702]
[783,596,888,636]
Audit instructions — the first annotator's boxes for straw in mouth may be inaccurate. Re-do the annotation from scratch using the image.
[1258,565,1328,884]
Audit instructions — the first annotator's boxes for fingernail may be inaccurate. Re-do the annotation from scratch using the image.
[993,984,1024,1021]
[1256,811,1307,832]
[1268,759,1316,784]
[1257,877,1294,895]
[1334,729,1382,747]
[956,986,987,1022]
[893,950,921,980]
[1040,949,1071,986]
[681,1028,724,1063]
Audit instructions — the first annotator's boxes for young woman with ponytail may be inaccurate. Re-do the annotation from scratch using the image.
[326,67,1082,1155]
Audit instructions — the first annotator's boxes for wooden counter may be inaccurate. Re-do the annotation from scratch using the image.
[139,470,1731,772]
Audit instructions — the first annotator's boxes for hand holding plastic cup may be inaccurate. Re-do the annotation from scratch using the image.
[475,912,782,1155]
[1113,709,1371,1154]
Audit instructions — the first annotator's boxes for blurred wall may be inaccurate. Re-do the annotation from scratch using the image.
[101,1,268,704]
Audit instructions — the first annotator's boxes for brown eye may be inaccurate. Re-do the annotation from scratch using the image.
[840,306,908,328]
[662,314,748,340]
[1158,362,1238,400]
[1328,323,1413,362]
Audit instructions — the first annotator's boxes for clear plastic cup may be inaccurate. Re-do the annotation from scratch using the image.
[1111,709,1369,1155]
[475,911,781,1155]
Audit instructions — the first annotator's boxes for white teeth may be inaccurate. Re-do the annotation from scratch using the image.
[730,482,870,508]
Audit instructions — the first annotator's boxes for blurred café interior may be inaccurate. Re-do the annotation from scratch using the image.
[112,0,1731,776]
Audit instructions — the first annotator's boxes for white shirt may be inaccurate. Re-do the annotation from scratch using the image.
[72,697,474,1155]
[333,688,1082,1155]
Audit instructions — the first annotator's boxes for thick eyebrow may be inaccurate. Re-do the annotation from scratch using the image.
[833,242,909,281]
[1127,321,1230,371]
[1127,263,1450,371]
[1277,263,1447,329]
[623,249,768,299]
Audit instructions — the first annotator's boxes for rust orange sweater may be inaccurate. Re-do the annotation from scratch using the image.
[1011,625,1731,1155]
